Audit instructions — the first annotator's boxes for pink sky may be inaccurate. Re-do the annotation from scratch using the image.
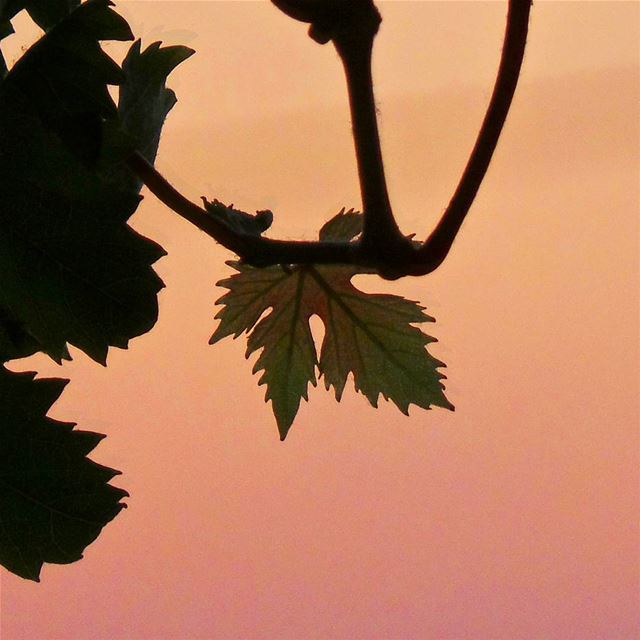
[2,2,638,638]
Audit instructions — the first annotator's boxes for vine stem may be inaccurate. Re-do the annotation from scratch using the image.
[331,5,409,256]
[414,0,533,275]
[127,0,532,279]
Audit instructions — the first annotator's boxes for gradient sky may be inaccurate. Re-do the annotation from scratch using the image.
[1,2,638,639]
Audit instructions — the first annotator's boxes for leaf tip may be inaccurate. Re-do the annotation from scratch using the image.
[273,406,296,441]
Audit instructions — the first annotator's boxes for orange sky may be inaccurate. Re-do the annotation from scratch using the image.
[2,2,639,639]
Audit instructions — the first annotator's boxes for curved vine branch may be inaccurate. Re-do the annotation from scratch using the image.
[127,152,358,267]
[413,0,533,275]
[127,0,532,280]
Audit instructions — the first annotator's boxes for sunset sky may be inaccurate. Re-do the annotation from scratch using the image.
[1,1,638,639]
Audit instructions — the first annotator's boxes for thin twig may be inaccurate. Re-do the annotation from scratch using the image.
[413,0,533,275]
[127,152,358,267]
[127,152,249,254]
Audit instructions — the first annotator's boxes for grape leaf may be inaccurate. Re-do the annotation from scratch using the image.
[4,0,133,164]
[0,2,190,364]
[318,206,363,242]
[0,366,127,581]
[1,1,82,75]
[212,263,318,437]
[211,211,453,440]
[26,1,81,30]
[118,39,195,167]
[0,305,43,361]
[100,38,195,192]
[1,0,81,32]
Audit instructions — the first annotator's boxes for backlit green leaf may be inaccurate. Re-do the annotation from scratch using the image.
[211,211,453,439]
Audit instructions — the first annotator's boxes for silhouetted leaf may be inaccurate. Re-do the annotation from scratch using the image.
[201,197,274,237]
[4,0,132,162]
[0,0,82,78]
[211,211,453,439]
[1,0,80,32]
[0,3,190,364]
[0,94,163,362]
[100,38,194,187]
[0,306,43,361]
[1,0,81,53]
[118,39,194,166]
[0,366,127,581]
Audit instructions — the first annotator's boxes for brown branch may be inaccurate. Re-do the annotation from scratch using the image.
[127,152,358,267]
[128,0,531,280]
[127,152,249,255]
